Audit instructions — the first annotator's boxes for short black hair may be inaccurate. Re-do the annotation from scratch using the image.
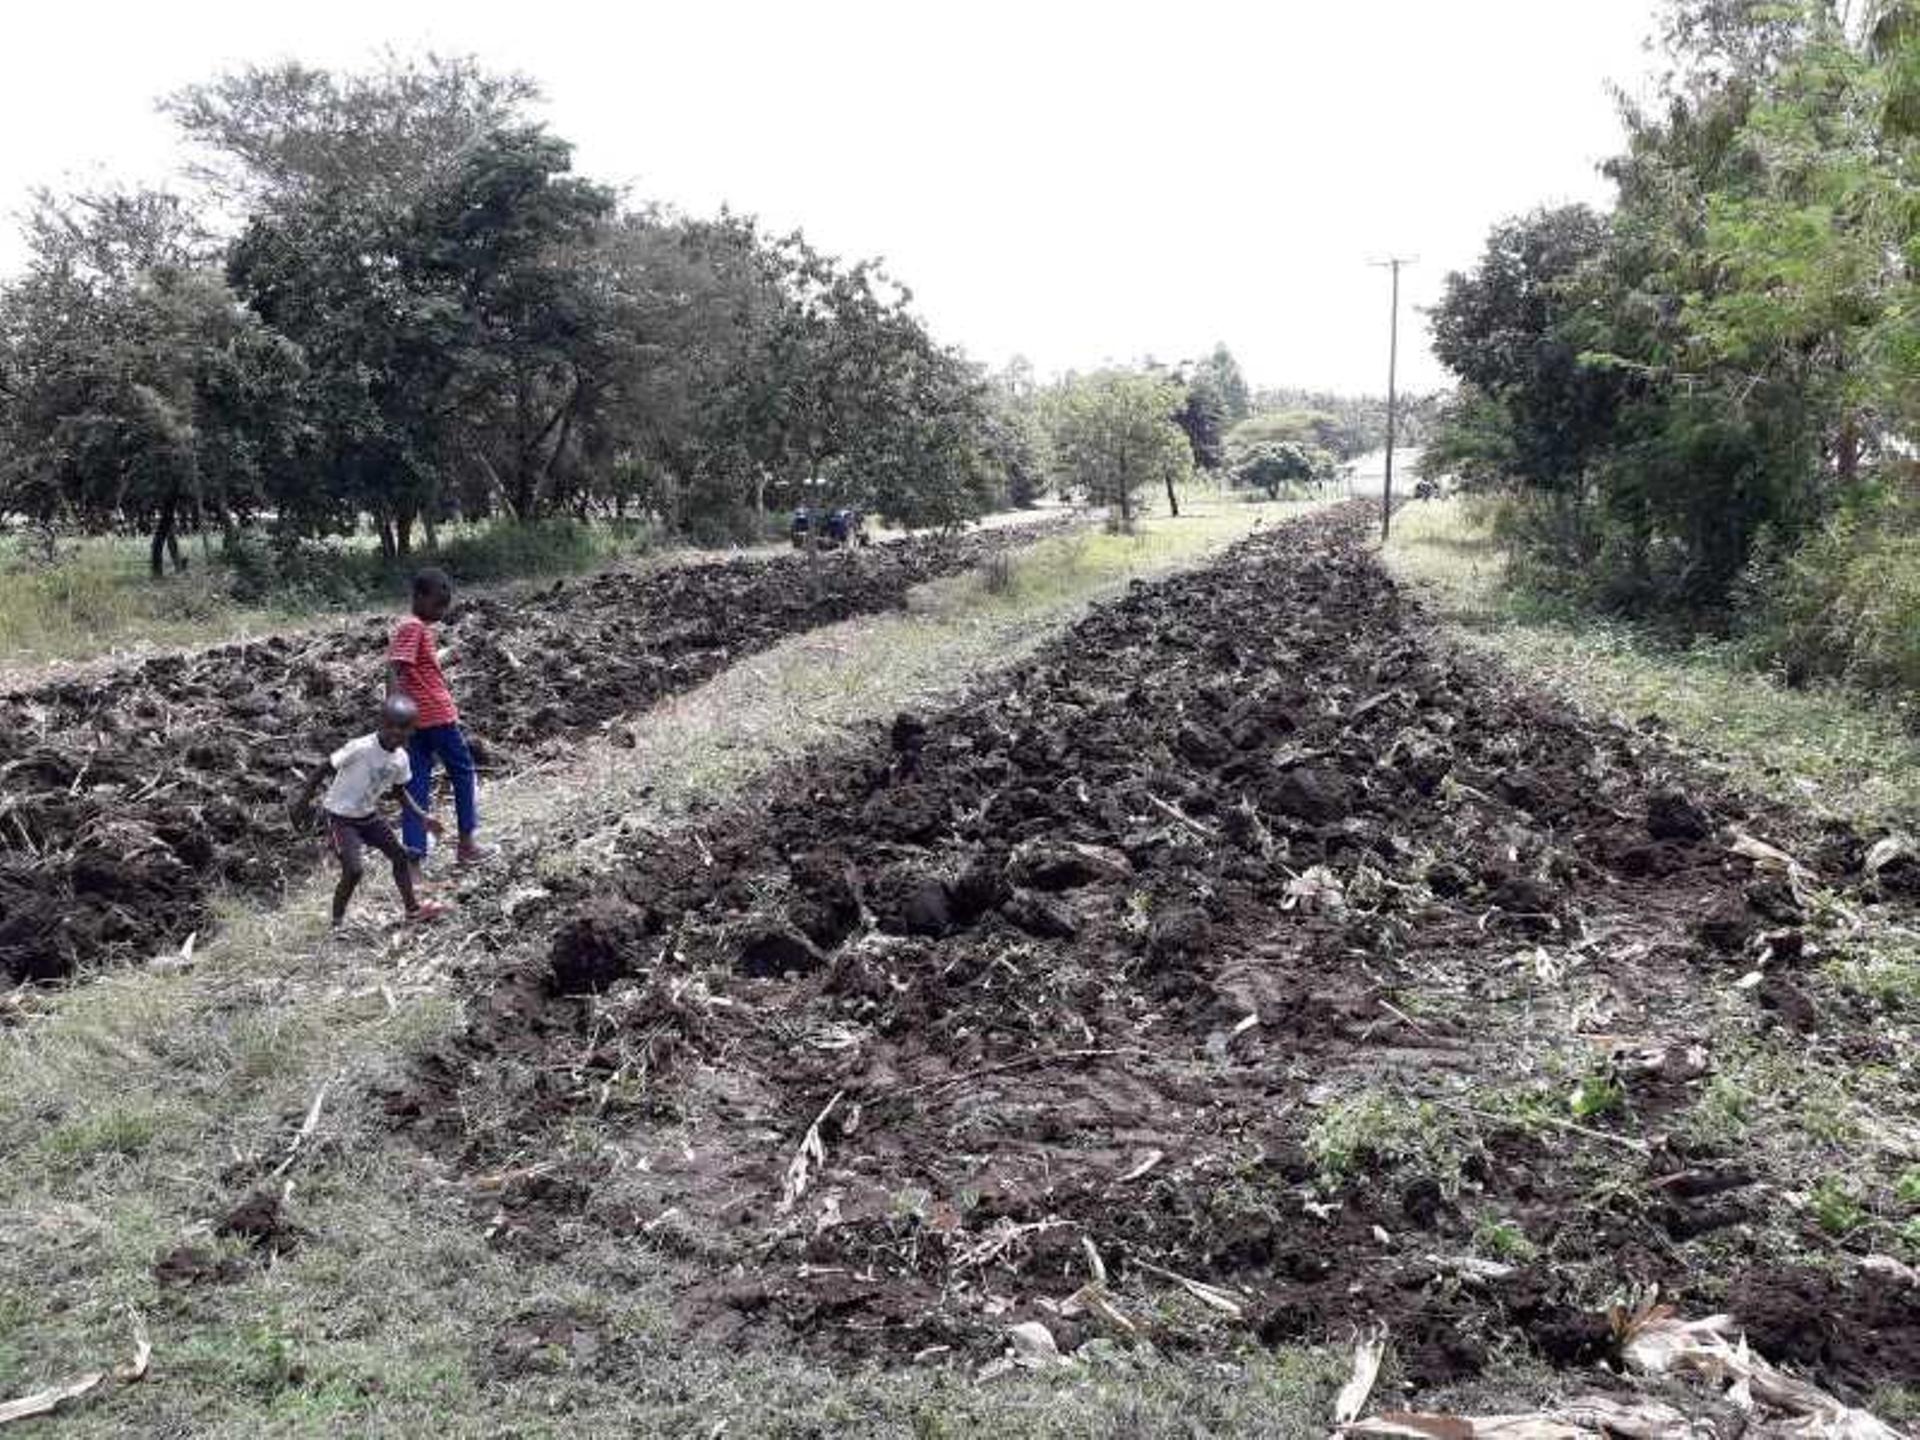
[412,567,452,598]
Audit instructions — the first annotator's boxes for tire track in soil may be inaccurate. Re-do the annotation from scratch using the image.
[394,503,1920,1403]
[0,519,1078,985]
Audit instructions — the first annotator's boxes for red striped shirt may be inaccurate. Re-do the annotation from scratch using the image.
[389,616,459,727]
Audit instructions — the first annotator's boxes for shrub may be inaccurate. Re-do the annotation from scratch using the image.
[223,518,636,607]
[1739,490,1920,696]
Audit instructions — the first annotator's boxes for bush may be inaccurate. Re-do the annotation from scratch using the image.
[223,518,640,608]
[1740,492,1920,696]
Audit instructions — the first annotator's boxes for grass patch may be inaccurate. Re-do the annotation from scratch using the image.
[1305,1089,1476,1195]
[1826,944,1920,1011]
[1471,1216,1540,1263]
[1385,499,1920,826]
[0,517,652,676]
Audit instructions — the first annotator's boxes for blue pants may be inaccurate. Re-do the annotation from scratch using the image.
[404,723,479,857]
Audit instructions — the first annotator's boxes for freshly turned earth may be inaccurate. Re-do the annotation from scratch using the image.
[0,520,1075,983]
[396,503,1920,1405]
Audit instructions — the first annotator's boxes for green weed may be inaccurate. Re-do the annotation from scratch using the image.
[1472,1216,1539,1262]
[1682,1073,1758,1151]
[1872,1385,1920,1426]
[1896,1166,1920,1208]
[1827,949,1920,1011]
[1306,1090,1473,1194]
[39,1105,163,1166]
[1567,1072,1624,1120]
[1808,1176,1866,1237]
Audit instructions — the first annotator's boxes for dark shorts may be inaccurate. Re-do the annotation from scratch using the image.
[326,811,404,870]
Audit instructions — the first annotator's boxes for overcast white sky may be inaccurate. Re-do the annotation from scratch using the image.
[0,0,1661,394]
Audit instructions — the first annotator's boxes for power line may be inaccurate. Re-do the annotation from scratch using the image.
[1368,256,1416,542]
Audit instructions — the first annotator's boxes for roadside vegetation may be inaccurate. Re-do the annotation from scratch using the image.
[1387,497,1920,826]
[1422,0,1920,707]
[0,517,652,674]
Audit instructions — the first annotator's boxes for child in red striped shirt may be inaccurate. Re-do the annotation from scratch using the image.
[388,568,490,871]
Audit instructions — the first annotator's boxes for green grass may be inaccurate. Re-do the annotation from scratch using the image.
[0,517,653,678]
[1385,499,1920,826]
[1304,1089,1477,1196]
[0,498,1352,1437]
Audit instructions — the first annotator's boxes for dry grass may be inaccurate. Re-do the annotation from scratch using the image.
[0,498,1356,1437]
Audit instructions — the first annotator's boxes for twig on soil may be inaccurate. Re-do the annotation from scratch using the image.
[1434,1098,1651,1155]
[269,1074,337,1179]
[952,1217,1069,1271]
[1334,1326,1387,1426]
[0,1307,149,1428]
[1376,999,1430,1034]
[776,1090,842,1215]
[0,1373,105,1428]
[1128,1256,1245,1318]
[1145,793,1219,841]
[468,1162,557,1193]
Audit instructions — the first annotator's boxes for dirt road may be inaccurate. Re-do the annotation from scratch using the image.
[403,502,1919,1410]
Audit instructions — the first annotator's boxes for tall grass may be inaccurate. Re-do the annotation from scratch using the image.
[0,518,654,673]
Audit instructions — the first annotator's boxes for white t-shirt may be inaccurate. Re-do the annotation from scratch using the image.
[323,734,412,820]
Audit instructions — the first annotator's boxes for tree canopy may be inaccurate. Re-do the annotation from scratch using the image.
[0,55,1018,562]
[1425,0,1920,612]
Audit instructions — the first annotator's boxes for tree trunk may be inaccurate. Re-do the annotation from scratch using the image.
[1836,412,1860,491]
[377,514,397,563]
[1164,466,1180,519]
[396,511,414,559]
[423,511,440,551]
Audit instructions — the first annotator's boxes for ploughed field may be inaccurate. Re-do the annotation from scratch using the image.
[0,520,1074,984]
[399,505,1920,1410]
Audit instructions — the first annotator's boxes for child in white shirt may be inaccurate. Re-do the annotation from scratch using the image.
[295,695,447,927]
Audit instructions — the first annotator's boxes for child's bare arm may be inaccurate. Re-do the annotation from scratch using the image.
[387,661,409,695]
[394,784,443,834]
[290,761,331,819]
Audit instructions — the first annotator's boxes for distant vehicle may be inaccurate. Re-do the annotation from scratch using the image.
[790,506,870,549]
[1413,478,1441,500]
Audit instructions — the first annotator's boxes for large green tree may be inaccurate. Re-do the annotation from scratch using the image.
[0,189,305,572]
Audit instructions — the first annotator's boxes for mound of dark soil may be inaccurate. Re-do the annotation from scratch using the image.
[402,504,1913,1406]
[0,521,1075,983]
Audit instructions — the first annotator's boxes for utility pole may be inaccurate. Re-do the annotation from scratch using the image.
[1369,256,1415,542]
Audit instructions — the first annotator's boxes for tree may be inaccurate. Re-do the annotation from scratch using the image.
[1233,440,1333,499]
[165,55,540,213]
[1428,204,1625,553]
[1174,374,1228,474]
[411,126,618,521]
[0,188,305,573]
[1194,343,1251,423]
[1043,370,1192,530]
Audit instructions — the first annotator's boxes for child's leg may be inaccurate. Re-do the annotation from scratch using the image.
[362,816,421,913]
[441,726,481,844]
[402,728,437,858]
[329,819,366,925]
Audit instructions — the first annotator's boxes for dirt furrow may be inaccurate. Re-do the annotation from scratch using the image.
[0,519,1078,983]
[396,504,1919,1407]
